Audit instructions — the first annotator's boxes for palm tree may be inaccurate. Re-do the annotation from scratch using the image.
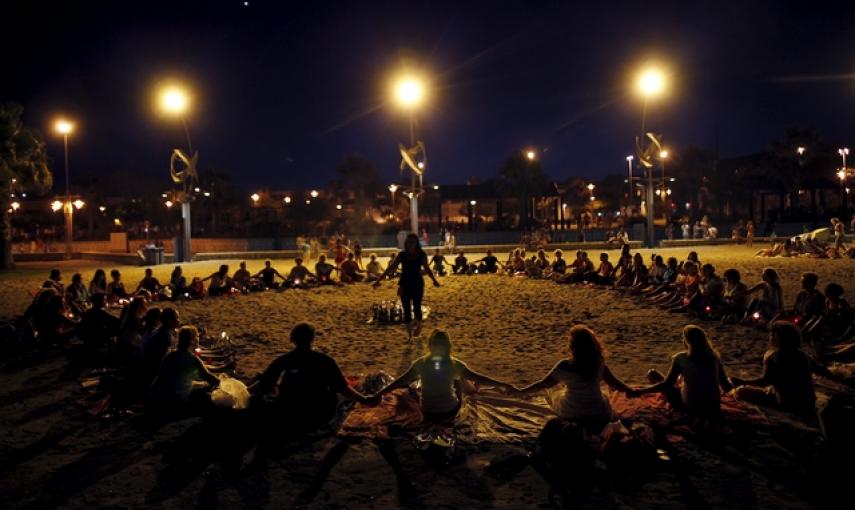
[0,104,52,270]
[498,152,549,227]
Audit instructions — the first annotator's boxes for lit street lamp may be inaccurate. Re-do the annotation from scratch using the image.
[634,64,669,247]
[157,82,196,262]
[54,118,75,258]
[392,72,428,234]
[388,184,399,209]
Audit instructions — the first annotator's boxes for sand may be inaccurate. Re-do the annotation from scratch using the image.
[0,245,853,508]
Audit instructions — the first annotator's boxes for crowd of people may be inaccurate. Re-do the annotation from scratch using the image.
[10,235,855,501]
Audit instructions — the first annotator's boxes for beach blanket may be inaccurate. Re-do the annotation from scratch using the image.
[340,388,771,444]
[340,389,554,444]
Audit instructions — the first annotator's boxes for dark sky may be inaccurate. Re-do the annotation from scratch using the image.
[3,0,855,193]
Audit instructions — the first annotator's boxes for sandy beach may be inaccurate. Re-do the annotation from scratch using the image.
[1,244,853,508]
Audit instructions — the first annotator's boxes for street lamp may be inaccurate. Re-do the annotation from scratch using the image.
[310,190,319,198]
[392,72,428,234]
[54,118,75,258]
[388,183,399,209]
[526,150,537,161]
[633,64,669,247]
[283,196,291,204]
[250,193,260,204]
[157,82,195,262]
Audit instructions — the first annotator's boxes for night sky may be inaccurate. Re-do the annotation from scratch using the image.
[4,0,855,192]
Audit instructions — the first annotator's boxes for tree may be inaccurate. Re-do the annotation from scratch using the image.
[498,152,549,227]
[0,104,52,269]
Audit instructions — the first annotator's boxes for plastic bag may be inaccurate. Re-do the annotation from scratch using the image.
[211,377,250,409]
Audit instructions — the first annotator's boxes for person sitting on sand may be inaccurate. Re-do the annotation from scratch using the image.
[633,325,733,422]
[315,255,339,285]
[65,273,90,314]
[187,277,206,298]
[169,266,188,295]
[107,269,128,303]
[612,245,634,287]
[584,252,614,286]
[372,330,516,422]
[718,269,749,321]
[744,268,783,324]
[148,325,220,416]
[117,298,147,365]
[365,254,384,282]
[340,252,365,283]
[474,250,500,274]
[33,293,78,346]
[452,250,469,275]
[516,325,635,434]
[779,272,826,325]
[525,255,544,278]
[287,257,316,287]
[803,283,852,344]
[88,269,107,296]
[254,260,286,289]
[141,307,179,388]
[43,268,64,294]
[79,293,119,354]
[251,323,376,433]
[535,249,550,272]
[232,261,252,291]
[431,249,449,276]
[686,264,724,314]
[731,321,834,420]
[549,249,567,276]
[556,251,594,284]
[643,257,679,297]
[659,261,701,310]
[202,265,233,296]
[135,268,162,297]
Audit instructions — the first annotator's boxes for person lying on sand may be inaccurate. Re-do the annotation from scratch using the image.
[250,323,377,433]
[372,330,516,422]
[633,325,733,424]
[516,325,635,435]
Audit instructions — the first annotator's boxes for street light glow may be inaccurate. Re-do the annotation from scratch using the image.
[636,67,667,97]
[250,193,260,203]
[336,204,343,210]
[55,119,74,135]
[165,200,174,208]
[797,146,806,155]
[659,149,669,159]
[839,147,850,156]
[393,75,426,108]
[283,196,291,203]
[99,205,106,212]
[72,199,85,210]
[388,184,398,193]
[470,200,477,205]
[50,200,63,212]
[159,85,190,115]
[10,201,20,211]
[525,150,536,161]
[838,170,846,181]
[626,155,634,162]
[310,190,319,198]
[587,183,595,191]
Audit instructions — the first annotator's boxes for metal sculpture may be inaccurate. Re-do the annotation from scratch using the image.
[169,148,199,197]
[635,132,664,168]
[398,141,427,233]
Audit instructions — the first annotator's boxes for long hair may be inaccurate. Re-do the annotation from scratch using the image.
[428,330,453,362]
[404,233,424,257]
[568,325,604,379]
[90,269,106,288]
[683,325,718,362]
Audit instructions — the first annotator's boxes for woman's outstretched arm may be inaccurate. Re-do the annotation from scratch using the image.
[517,361,561,394]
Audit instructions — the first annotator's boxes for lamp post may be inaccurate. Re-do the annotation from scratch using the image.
[634,65,667,247]
[388,184,399,210]
[393,73,427,234]
[158,84,195,262]
[54,119,74,258]
[839,148,850,213]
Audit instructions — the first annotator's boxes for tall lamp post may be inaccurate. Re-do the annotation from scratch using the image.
[838,147,851,214]
[392,73,427,234]
[157,84,196,262]
[634,65,668,248]
[54,119,75,258]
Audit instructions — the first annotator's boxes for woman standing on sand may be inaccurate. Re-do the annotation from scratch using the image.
[374,233,440,339]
